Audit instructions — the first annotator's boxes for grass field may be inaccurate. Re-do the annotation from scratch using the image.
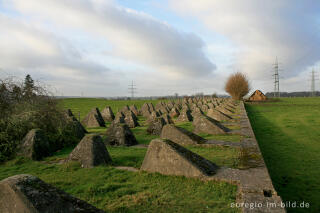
[0,98,243,212]
[0,156,238,213]
[0,144,240,212]
[246,98,320,213]
[176,122,242,142]
[60,98,163,120]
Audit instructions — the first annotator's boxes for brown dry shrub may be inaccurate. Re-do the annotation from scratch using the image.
[225,72,250,100]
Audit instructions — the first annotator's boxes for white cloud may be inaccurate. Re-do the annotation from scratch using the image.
[2,0,319,96]
[6,0,215,77]
[0,15,59,68]
[0,14,117,96]
[169,0,320,83]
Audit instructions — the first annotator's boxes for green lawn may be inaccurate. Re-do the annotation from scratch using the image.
[59,98,163,120]
[45,143,240,170]
[0,146,239,212]
[246,97,320,213]
[176,122,242,142]
[187,145,240,168]
[86,120,159,145]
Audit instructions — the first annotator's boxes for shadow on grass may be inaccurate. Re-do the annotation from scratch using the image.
[107,146,147,168]
[245,103,320,213]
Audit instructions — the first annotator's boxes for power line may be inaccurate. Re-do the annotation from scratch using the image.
[311,69,315,97]
[309,68,318,97]
[128,80,137,98]
[272,57,281,98]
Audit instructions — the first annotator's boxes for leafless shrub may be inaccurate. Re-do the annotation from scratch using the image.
[225,72,251,100]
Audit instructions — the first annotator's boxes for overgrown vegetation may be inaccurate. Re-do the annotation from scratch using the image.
[225,72,250,100]
[0,75,79,162]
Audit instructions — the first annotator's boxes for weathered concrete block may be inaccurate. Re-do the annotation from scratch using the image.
[67,134,112,168]
[141,139,218,177]
[160,124,206,145]
[17,129,50,160]
[193,115,229,135]
[0,174,105,213]
[105,123,138,146]
[81,108,105,127]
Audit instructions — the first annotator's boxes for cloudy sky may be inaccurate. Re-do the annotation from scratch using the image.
[1,0,319,97]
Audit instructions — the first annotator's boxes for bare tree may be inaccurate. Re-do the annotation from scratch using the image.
[225,72,251,100]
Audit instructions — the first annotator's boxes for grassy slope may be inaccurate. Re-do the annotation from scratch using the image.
[246,98,320,213]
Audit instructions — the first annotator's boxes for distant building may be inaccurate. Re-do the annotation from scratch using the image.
[248,90,267,101]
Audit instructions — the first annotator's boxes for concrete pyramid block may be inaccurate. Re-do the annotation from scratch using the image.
[223,105,235,112]
[146,111,160,124]
[167,101,174,109]
[181,103,190,110]
[161,114,174,124]
[191,107,203,118]
[176,109,193,122]
[169,107,180,118]
[201,104,209,113]
[193,115,229,135]
[120,105,130,113]
[155,101,166,110]
[124,110,140,128]
[141,103,154,118]
[160,124,206,145]
[112,111,125,124]
[65,109,88,139]
[68,119,87,140]
[147,117,166,135]
[142,108,151,118]
[67,134,112,168]
[101,106,115,122]
[17,129,50,160]
[105,123,138,146]
[0,174,104,213]
[141,139,218,177]
[141,102,150,112]
[207,103,214,109]
[207,108,232,122]
[148,103,155,111]
[215,106,233,116]
[226,103,236,110]
[159,107,170,114]
[81,108,105,127]
[129,105,139,116]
